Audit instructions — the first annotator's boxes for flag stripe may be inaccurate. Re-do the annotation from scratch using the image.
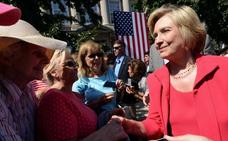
[133,12,140,60]
[142,13,150,54]
[138,12,144,60]
[140,13,146,60]
[113,11,150,61]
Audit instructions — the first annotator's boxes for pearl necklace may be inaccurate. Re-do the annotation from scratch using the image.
[171,64,196,79]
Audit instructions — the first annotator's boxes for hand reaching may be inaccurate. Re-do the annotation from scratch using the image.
[142,89,150,106]
[82,120,128,141]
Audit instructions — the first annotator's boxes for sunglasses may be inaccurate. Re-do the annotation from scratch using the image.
[88,52,104,58]
[64,60,78,68]
[113,46,121,50]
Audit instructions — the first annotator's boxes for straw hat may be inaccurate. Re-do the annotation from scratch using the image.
[0,2,21,25]
[0,20,67,50]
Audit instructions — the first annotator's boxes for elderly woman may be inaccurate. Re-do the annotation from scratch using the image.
[37,49,128,141]
[72,40,120,114]
[0,20,66,141]
[111,4,228,141]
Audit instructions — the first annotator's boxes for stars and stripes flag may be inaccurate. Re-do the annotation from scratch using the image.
[113,11,150,61]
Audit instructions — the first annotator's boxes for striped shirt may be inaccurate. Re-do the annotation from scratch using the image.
[0,77,36,141]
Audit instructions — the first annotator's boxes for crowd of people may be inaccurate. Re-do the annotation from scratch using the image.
[0,2,228,141]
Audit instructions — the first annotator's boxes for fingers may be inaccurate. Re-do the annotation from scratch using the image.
[100,93,114,103]
[108,121,128,141]
[105,94,114,102]
[116,79,125,90]
[111,115,125,124]
[142,95,149,106]
[126,86,135,94]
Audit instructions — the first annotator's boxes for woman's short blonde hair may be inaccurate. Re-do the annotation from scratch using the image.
[148,4,206,54]
[43,48,71,85]
[77,40,107,77]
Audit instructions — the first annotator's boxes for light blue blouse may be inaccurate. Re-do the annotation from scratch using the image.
[72,68,117,112]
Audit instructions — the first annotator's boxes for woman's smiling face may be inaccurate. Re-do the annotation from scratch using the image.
[153,14,186,61]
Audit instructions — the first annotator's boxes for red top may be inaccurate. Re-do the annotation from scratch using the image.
[169,85,199,136]
[37,89,97,141]
[143,55,228,141]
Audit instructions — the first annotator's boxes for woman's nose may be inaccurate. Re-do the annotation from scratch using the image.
[154,36,163,49]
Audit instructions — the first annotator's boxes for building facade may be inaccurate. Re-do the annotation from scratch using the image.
[52,0,136,49]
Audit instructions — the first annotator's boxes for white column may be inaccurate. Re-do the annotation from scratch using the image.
[70,7,81,30]
[100,0,110,25]
[70,8,77,24]
[122,0,130,11]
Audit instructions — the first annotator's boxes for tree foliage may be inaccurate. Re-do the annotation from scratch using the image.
[133,0,228,54]
[2,0,101,52]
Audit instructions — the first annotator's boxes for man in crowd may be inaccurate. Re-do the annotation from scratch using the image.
[113,39,131,83]
[144,51,150,74]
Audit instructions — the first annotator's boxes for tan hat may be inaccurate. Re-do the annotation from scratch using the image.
[0,20,67,50]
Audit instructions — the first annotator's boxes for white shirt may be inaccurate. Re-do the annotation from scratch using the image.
[114,56,124,77]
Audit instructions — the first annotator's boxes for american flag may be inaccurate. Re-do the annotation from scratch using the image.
[113,11,150,61]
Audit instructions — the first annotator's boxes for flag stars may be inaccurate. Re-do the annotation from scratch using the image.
[113,11,134,36]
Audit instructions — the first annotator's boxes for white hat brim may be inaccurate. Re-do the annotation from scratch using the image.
[0,20,67,50]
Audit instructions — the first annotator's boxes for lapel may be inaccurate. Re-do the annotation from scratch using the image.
[193,56,221,140]
[153,65,170,134]
[118,56,127,77]
[194,56,218,88]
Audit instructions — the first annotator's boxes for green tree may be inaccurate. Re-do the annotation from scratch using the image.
[2,0,102,52]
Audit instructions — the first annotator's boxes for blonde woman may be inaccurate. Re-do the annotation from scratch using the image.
[111,4,228,141]
[37,49,128,141]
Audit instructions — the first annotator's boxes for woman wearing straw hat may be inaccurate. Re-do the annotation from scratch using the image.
[0,20,66,141]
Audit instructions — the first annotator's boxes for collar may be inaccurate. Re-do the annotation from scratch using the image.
[116,56,124,63]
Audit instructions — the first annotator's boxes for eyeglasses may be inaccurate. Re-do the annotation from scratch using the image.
[64,60,78,68]
[113,46,121,50]
[87,52,104,59]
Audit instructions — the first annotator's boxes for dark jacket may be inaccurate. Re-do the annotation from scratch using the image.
[113,55,131,83]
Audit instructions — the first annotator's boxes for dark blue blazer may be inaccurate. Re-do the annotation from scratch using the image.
[113,55,131,83]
